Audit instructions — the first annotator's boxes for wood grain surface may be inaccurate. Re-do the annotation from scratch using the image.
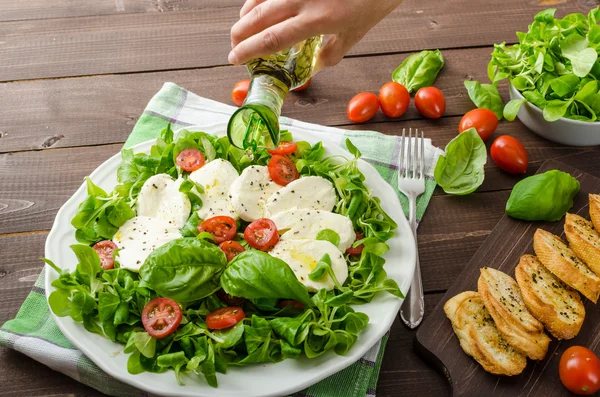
[1,0,599,396]
[415,160,600,396]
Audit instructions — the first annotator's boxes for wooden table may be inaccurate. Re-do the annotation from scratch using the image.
[1,0,599,395]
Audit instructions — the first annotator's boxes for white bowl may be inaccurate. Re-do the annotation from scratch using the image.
[509,83,600,146]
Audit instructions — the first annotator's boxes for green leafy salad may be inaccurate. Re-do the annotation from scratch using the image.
[490,7,600,122]
[44,124,402,387]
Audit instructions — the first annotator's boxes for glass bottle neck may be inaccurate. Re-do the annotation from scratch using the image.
[227,74,289,150]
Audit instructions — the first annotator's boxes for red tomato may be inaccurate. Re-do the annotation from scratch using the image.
[347,92,380,123]
[293,78,311,92]
[267,155,299,186]
[559,346,600,395]
[176,148,206,172]
[490,135,528,174]
[277,300,305,309]
[346,232,365,256]
[198,216,237,244]
[218,240,245,262]
[267,141,297,156]
[379,82,410,118]
[93,240,118,270]
[414,87,446,119]
[206,306,245,330]
[141,298,182,339]
[215,289,246,306]
[232,79,250,107]
[459,108,498,141]
[244,218,279,251]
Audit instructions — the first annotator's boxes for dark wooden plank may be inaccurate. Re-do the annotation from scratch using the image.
[2,46,597,160]
[0,0,589,82]
[378,293,451,397]
[0,0,245,22]
[415,160,600,396]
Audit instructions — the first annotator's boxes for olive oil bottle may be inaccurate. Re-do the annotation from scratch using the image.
[227,36,323,150]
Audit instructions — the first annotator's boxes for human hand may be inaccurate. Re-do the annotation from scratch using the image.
[229,0,403,71]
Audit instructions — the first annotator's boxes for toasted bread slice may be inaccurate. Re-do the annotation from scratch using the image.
[565,213,600,276]
[444,291,526,376]
[590,194,600,232]
[478,267,550,360]
[515,254,585,340]
[534,228,600,303]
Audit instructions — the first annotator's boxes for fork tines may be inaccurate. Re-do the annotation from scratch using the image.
[399,128,425,179]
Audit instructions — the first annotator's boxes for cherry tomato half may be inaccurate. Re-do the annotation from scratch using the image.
[244,218,279,251]
[414,87,446,119]
[267,155,299,186]
[459,108,498,141]
[267,141,297,156]
[379,82,410,118]
[347,92,380,123]
[216,289,246,306]
[176,148,206,172]
[346,232,365,256]
[206,306,245,330]
[142,297,182,338]
[232,79,250,107]
[198,216,237,244]
[293,78,311,92]
[490,135,528,174]
[218,240,245,262]
[277,300,305,309]
[559,346,600,395]
[93,240,118,270]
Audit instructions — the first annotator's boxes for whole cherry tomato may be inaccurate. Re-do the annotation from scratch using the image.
[414,87,446,119]
[347,92,380,123]
[379,82,410,118]
[232,79,250,107]
[559,346,600,395]
[459,108,498,141]
[490,135,528,174]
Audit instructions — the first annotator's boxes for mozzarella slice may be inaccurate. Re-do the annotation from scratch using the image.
[229,165,282,222]
[137,174,191,229]
[270,209,355,252]
[269,239,348,292]
[265,176,336,217]
[113,216,182,272]
[189,159,239,220]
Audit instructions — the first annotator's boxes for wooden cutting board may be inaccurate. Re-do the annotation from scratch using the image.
[415,159,600,397]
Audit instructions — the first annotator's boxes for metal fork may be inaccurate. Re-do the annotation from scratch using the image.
[398,128,426,329]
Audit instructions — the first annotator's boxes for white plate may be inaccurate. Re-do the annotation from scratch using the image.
[45,122,416,397]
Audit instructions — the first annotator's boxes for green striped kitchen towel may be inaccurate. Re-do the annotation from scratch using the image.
[0,82,442,397]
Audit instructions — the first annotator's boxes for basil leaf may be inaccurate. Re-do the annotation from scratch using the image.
[221,251,311,307]
[392,50,444,93]
[506,170,580,221]
[433,128,487,195]
[464,80,504,119]
[139,238,226,302]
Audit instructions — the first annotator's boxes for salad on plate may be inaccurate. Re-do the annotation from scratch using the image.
[44,124,402,387]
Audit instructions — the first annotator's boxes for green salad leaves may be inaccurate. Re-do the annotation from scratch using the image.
[434,129,488,195]
[392,49,445,93]
[46,125,402,387]
[505,170,580,221]
[489,7,600,122]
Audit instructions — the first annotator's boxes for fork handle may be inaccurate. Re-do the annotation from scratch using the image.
[400,196,425,329]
